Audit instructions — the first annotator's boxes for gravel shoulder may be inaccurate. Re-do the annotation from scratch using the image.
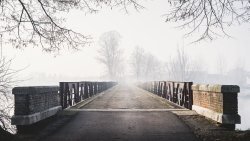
[176,113,250,141]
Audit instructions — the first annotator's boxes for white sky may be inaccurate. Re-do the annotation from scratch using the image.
[2,0,250,85]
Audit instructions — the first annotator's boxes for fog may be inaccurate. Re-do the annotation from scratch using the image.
[1,0,250,130]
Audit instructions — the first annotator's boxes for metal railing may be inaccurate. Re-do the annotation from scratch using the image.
[59,81,117,109]
[138,81,193,109]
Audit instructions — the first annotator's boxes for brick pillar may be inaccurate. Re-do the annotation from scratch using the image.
[192,84,241,130]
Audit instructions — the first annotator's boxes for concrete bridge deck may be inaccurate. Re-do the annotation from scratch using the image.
[42,85,199,141]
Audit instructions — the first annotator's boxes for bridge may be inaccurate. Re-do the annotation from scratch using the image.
[11,81,241,141]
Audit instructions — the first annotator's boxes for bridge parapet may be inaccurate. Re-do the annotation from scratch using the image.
[139,81,193,109]
[192,84,241,127]
[11,81,117,131]
[59,81,117,109]
[138,81,241,129]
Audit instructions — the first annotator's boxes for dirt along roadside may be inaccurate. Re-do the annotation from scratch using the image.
[175,112,250,141]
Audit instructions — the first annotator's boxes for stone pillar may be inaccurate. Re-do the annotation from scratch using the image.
[192,84,241,129]
[11,86,62,126]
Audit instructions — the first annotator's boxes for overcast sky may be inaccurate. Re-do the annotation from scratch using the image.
[3,0,250,85]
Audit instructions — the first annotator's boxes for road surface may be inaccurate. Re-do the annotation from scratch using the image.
[42,84,199,141]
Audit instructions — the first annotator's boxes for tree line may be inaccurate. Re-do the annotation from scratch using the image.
[98,30,249,86]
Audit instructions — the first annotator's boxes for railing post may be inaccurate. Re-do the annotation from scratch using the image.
[65,83,69,108]
[79,83,84,101]
[186,82,193,109]
[59,82,64,109]
[84,82,89,99]
[94,82,97,95]
[76,82,80,103]
[159,82,163,97]
[162,82,166,98]
[89,82,93,97]
[153,81,157,94]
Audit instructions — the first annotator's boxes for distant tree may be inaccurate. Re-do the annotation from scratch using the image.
[166,0,250,41]
[131,46,145,80]
[97,30,123,80]
[166,46,200,81]
[130,47,164,81]
[0,0,143,52]
[216,56,228,75]
[228,60,247,86]
[141,53,162,81]
[228,67,247,86]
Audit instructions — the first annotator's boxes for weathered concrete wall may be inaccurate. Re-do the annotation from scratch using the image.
[192,84,241,125]
[11,86,62,125]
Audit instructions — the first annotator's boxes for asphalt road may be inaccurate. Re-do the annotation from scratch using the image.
[81,84,175,109]
[42,85,199,141]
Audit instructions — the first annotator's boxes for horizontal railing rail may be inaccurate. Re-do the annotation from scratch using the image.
[138,81,193,109]
[59,81,117,109]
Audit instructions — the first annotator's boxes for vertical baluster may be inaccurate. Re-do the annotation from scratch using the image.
[84,82,88,99]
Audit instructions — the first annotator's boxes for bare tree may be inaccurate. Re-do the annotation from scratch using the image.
[166,46,201,81]
[97,30,123,80]
[0,0,143,52]
[130,47,164,81]
[166,0,250,41]
[0,58,18,134]
[228,59,247,86]
[3,0,250,50]
[141,53,162,81]
[131,46,145,80]
[217,55,228,75]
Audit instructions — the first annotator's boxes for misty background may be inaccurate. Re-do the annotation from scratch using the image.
[1,0,250,130]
